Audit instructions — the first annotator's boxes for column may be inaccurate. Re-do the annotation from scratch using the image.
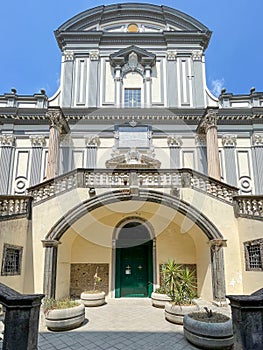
[42,240,61,299]
[114,66,122,107]
[167,136,182,169]
[46,109,68,180]
[144,65,152,107]
[61,50,74,107]
[209,239,227,302]
[0,134,15,194]
[252,133,263,194]
[222,134,237,186]
[195,134,207,174]
[203,109,221,180]
[88,50,100,107]
[29,136,46,186]
[85,136,100,168]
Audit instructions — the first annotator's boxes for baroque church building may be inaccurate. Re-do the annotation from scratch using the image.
[0,3,262,301]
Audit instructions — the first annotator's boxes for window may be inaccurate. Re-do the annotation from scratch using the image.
[244,239,263,271]
[124,88,141,108]
[1,244,23,276]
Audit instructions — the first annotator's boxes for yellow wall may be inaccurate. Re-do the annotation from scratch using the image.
[0,217,34,294]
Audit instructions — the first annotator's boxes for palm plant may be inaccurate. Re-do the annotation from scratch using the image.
[162,260,196,305]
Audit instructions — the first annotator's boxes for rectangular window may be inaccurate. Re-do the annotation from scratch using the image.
[124,88,141,108]
[1,244,23,276]
[244,239,263,271]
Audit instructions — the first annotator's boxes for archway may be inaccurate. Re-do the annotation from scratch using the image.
[43,190,226,301]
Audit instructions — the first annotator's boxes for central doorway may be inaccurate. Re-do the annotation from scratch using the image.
[115,222,153,298]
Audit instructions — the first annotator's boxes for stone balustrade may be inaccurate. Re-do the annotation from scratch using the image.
[0,196,32,219]
[234,196,263,219]
[27,168,239,205]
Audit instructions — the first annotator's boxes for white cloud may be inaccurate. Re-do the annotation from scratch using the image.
[211,78,225,97]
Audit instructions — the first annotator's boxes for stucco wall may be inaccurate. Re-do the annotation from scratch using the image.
[0,217,34,294]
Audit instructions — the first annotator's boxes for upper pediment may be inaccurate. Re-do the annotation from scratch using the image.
[110,46,156,68]
[57,3,210,33]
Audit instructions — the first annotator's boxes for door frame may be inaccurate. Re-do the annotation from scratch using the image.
[111,217,156,298]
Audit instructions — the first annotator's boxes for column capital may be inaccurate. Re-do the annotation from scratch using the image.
[167,50,177,61]
[192,50,203,61]
[195,134,206,146]
[203,109,218,132]
[85,135,101,147]
[46,108,69,134]
[252,133,263,146]
[0,134,16,147]
[63,50,74,61]
[208,239,227,251]
[30,135,46,147]
[167,136,183,147]
[89,50,100,61]
[42,240,61,248]
[222,134,237,147]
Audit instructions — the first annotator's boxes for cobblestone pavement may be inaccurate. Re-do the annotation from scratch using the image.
[0,298,231,350]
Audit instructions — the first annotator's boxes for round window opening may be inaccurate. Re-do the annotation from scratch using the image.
[127,23,139,33]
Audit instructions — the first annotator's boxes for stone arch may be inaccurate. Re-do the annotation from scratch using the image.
[43,189,226,300]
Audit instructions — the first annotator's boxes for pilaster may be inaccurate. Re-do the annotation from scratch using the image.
[29,136,46,186]
[222,134,237,186]
[85,136,100,168]
[252,133,263,194]
[0,134,16,194]
[42,240,61,299]
[167,136,182,169]
[209,239,227,301]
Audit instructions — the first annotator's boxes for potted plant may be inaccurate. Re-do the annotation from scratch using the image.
[183,307,234,349]
[163,260,198,324]
[151,285,172,308]
[43,297,85,331]
[151,263,172,308]
[80,267,106,307]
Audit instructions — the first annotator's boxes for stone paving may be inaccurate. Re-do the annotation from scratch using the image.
[0,298,231,350]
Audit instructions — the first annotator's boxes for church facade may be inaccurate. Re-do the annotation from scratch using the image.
[0,3,262,301]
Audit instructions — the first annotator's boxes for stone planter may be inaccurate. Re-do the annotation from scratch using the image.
[183,313,234,349]
[165,302,198,325]
[151,292,171,308]
[80,291,106,307]
[45,303,85,331]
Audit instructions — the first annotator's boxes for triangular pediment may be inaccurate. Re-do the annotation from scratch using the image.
[110,45,156,67]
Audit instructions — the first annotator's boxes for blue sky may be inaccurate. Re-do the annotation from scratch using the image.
[0,0,262,97]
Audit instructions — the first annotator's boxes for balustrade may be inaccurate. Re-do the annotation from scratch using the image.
[0,196,32,218]
[234,196,263,219]
[26,168,239,206]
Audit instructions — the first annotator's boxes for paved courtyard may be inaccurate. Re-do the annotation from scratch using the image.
[36,298,230,350]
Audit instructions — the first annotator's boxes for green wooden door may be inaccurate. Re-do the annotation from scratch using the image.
[116,241,153,298]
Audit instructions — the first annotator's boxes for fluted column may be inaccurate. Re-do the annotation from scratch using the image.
[42,240,61,298]
[46,109,68,180]
[167,136,182,169]
[202,110,221,180]
[252,133,263,194]
[144,65,152,107]
[195,134,207,174]
[114,66,122,108]
[29,136,46,186]
[0,134,16,194]
[85,136,100,168]
[222,134,237,186]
